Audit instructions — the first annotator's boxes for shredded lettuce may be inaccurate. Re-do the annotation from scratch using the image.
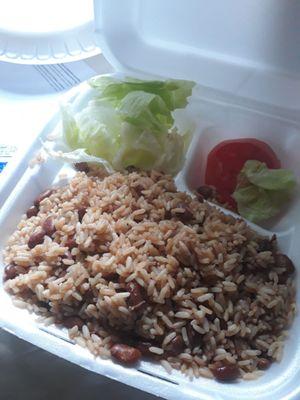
[233,160,296,222]
[59,76,195,175]
[43,144,115,174]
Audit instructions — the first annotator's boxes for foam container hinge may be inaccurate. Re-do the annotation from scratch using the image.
[1,0,300,398]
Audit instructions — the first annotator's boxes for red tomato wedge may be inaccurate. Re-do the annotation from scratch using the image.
[205,138,281,207]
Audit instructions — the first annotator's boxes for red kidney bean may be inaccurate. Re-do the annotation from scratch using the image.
[26,205,39,218]
[34,189,53,207]
[258,239,273,252]
[211,362,240,381]
[278,273,289,284]
[63,316,84,330]
[136,341,155,358]
[195,192,204,203]
[65,237,77,249]
[20,287,33,299]
[74,162,89,173]
[28,229,46,249]
[133,184,145,197]
[126,166,137,173]
[3,264,25,280]
[78,208,87,223]
[201,273,219,286]
[126,281,146,311]
[62,250,73,261]
[42,217,56,237]
[275,254,295,275]
[165,334,185,356]
[164,209,172,219]
[111,344,141,365]
[58,270,67,278]
[219,319,228,330]
[104,272,119,282]
[196,185,214,199]
[82,289,94,303]
[37,301,51,311]
[173,203,193,222]
[257,358,271,370]
[186,324,201,348]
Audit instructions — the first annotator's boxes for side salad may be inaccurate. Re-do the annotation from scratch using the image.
[46,76,296,225]
[204,138,296,223]
[50,76,195,176]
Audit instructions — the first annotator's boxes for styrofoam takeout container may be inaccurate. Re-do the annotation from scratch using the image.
[0,0,100,64]
[1,0,300,399]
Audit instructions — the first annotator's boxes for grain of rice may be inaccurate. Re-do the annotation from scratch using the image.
[81,325,90,339]
[161,360,172,374]
[197,293,213,302]
[238,359,251,366]
[161,315,174,328]
[75,336,87,348]
[86,340,96,353]
[191,322,206,335]
[69,326,79,338]
[72,292,82,302]
[182,327,189,347]
[198,368,213,379]
[191,287,208,295]
[162,332,177,347]
[243,349,261,357]
[227,324,240,336]
[172,321,186,329]
[267,299,279,309]
[180,353,193,362]
[175,311,192,319]
[243,371,264,380]
[255,341,269,352]
[118,306,130,315]
[149,346,164,355]
[199,305,213,315]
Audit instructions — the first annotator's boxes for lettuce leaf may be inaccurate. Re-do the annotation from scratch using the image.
[233,160,296,222]
[60,76,195,175]
[89,76,195,110]
[43,145,115,174]
[117,91,172,133]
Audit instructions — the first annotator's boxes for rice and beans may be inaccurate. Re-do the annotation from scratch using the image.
[3,168,296,381]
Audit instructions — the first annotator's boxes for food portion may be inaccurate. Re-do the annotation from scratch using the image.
[3,169,296,381]
[204,138,296,222]
[51,76,195,176]
[233,160,296,223]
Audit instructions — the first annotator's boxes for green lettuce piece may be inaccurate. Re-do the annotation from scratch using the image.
[233,160,296,223]
[61,106,80,149]
[60,76,195,175]
[243,159,296,190]
[89,76,195,110]
[117,91,172,134]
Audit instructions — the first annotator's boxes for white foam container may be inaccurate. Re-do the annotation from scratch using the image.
[0,0,101,64]
[1,0,300,399]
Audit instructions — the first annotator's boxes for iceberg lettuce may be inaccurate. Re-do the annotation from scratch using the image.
[233,160,296,222]
[60,76,195,175]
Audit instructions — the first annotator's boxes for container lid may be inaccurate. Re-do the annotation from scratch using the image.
[94,0,300,113]
[0,0,100,64]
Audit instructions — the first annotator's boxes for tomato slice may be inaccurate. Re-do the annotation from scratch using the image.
[205,138,281,207]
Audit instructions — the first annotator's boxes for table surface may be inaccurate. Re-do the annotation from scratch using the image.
[0,329,161,400]
[0,55,162,400]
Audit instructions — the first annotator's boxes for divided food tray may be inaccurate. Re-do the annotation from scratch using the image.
[0,78,299,400]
